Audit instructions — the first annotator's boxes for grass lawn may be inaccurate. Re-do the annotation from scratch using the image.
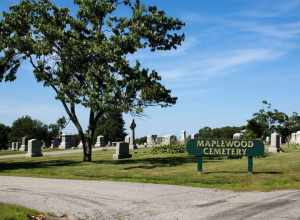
[0,202,39,220]
[0,146,300,191]
[0,150,24,156]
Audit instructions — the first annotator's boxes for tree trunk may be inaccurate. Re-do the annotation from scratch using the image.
[79,132,92,162]
[83,143,92,162]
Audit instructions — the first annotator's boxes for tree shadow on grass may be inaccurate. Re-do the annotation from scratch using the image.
[0,160,81,172]
[93,156,223,170]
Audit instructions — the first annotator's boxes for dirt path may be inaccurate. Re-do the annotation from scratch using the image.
[0,176,299,220]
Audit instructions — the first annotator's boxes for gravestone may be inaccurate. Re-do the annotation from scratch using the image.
[233,133,243,140]
[290,133,296,144]
[156,136,163,145]
[147,135,157,146]
[95,135,105,148]
[20,137,29,152]
[77,141,83,149]
[59,134,76,149]
[26,139,43,157]
[270,132,280,153]
[17,142,21,150]
[180,130,187,143]
[296,131,300,144]
[51,138,60,148]
[11,142,16,151]
[113,142,132,160]
[129,119,137,150]
[125,135,131,144]
[162,135,177,145]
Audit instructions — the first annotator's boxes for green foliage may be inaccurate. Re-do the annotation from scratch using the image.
[287,112,300,133]
[94,112,126,143]
[1,146,300,191]
[197,126,245,139]
[136,136,147,145]
[246,101,289,140]
[0,124,10,149]
[0,202,39,220]
[150,144,185,154]
[9,116,48,143]
[8,116,64,146]
[0,0,185,161]
[48,116,68,138]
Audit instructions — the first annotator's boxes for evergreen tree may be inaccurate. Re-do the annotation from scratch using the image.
[95,112,126,143]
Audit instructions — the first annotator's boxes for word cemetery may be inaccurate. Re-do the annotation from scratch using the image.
[186,139,265,174]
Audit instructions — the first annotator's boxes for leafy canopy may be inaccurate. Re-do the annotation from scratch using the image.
[0,0,185,115]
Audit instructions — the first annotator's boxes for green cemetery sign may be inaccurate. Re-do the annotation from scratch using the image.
[186,139,265,174]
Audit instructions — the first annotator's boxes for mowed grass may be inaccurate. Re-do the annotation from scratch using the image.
[0,203,39,220]
[0,146,300,191]
[0,150,24,156]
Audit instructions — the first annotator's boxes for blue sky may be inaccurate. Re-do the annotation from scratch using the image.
[1,0,300,137]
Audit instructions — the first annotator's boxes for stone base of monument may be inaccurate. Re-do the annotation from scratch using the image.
[113,142,132,160]
[113,154,132,160]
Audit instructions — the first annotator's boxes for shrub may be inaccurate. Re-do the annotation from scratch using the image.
[150,144,185,154]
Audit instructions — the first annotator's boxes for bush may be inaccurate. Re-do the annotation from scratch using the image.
[150,144,185,154]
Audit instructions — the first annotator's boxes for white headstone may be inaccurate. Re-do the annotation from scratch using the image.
[233,133,243,140]
[77,141,83,149]
[20,137,28,152]
[180,130,187,143]
[26,139,43,157]
[296,131,300,144]
[270,132,280,153]
[125,135,131,143]
[11,142,16,151]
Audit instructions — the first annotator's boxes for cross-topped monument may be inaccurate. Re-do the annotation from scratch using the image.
[130,119,137,150]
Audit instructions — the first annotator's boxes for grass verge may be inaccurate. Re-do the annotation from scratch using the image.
[0,146,300,191]
[0,202,39,220]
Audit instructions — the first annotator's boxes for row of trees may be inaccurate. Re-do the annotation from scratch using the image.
[0,113,126,150]
[197,101,300,142]
[0,116,61,149]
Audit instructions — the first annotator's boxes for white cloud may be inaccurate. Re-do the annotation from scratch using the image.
[160,48,284,83]
[241,0,300,18]
[231,21,300,39]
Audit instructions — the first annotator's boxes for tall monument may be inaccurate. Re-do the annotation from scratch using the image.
[130,119,137,150]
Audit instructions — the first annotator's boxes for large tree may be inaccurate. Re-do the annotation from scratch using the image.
[198,126,244,139]
[246,101,289,139]
[9,115,49,143]
[0,123,11,149]
[94,112,126,143]
[0,0,184,161]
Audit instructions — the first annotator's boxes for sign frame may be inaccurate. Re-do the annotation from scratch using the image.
[186,139,265,174]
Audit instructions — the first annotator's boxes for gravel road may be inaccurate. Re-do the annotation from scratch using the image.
[0,176,299,220]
